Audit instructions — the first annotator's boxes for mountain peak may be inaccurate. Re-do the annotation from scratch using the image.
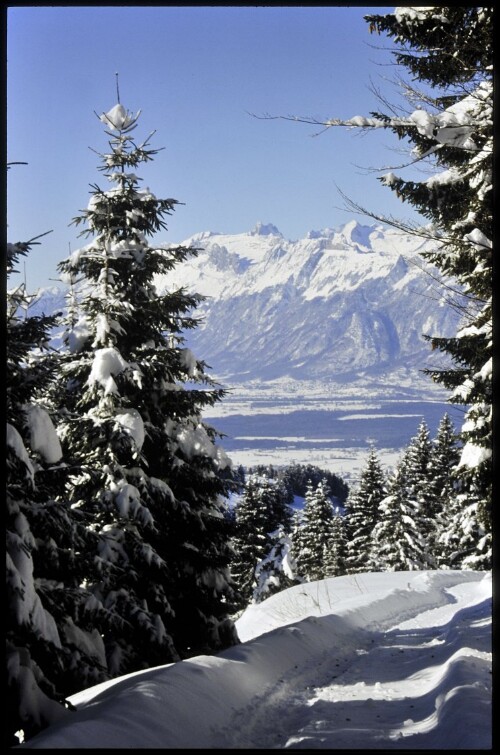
[339,220,383,249]
[306,228,337,240]
[250,222,282,237]
[34,221,457,383]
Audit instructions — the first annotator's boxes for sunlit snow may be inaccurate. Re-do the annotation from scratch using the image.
[7,423,35,480]
[87,347,129,395]
[24,404,63,464]
[22,570,491,750]
[457,441,492,469]
[99,103,141,132]
[114,409,145,451]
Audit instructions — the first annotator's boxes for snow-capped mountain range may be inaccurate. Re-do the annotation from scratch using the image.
[29,220,460,383]
[155,220,460,381]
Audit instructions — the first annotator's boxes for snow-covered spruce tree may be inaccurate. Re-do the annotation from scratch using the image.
[323,513,348,578]
[230,475,272,609]
[370,445,427,572]
[6,232,107,744]
[364,6,493,570]
[252,524,299,603]
[230,473,293,608]
[344,447,386,574]
[51,102,238,675]
[263,474,295,535]
[429,412,484,570]
[275,7,492,568]
[292,479,336,582]
[400,419,436,568]
[426,413,462,568]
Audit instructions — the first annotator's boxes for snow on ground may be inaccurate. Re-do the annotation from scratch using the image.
[222,445,403,484]
[200,376,462,482]
[21,570,491,749]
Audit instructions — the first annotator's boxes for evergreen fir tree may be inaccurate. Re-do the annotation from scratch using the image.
[362,8,492,566]
[230,474,274,609]
[50,100,238,676]
[427,413,462,567]
[401,420,435,568]
[280,7,492,568]
[252,524,299,603]
[371,450,427,572]
[344,447,386,573]
[230,473,293,608]
[430,414,486,571]
[292,479,336,582]
[323,514,348,578]
[262,475,295,535]
[6,230,108,745]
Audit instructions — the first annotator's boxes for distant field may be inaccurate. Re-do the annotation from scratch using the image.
[205,378,463,482]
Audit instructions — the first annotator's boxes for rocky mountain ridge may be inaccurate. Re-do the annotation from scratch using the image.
[26,220,461,383]
[155,220,460,381]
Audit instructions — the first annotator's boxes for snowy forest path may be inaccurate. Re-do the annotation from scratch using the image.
[219,577,492,749]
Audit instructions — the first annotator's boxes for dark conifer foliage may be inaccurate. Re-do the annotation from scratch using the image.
[427,413,461,566]
[323,514,348,578]
[231,473,294,608]
[364,7,492,567]
[369,421,434,571]
[292,479,337,582]
[370,455,427,572]
[344,447,386,574]
[6,229,107,745]
[281,463,349,503]
[253,524,299,603]
[50,102,238,674]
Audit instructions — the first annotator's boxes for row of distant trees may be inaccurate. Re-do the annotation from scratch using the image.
[6,5,491,747]
[228,413,480,609]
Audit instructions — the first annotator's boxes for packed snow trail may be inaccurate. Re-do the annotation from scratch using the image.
[223,576,491,748]
[21,571,491,749]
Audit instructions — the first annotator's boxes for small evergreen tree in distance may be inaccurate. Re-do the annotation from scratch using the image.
[230,474,274,609]
[427,413,462,568]
[51,99,238,675]
[252,524,300,603]
[293,479,336,582]
[401,420,435,569]
[344,446,386,574]
[371,450,427,572]
[323,514,348,578]
[230,473,294,608]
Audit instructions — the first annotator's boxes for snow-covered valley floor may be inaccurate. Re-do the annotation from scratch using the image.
[22,570,491,749]
[202,377,464,481]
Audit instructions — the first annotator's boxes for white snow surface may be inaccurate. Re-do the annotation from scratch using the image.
[87,347,129,395]
[22,569,491,749]
[99,103,141,132]
[32,221,462,383]
[23,404,63,464]
[157,221,432,302]
[114,409,145,451]
[6,423,35,479]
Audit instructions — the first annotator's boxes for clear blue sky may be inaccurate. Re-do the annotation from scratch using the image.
[7,5,422,290]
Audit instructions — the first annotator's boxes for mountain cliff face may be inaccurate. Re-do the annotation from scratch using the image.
[155,221,461,381]
[28,221,460,383]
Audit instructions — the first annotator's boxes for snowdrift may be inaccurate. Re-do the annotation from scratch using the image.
[21,570,491,749]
